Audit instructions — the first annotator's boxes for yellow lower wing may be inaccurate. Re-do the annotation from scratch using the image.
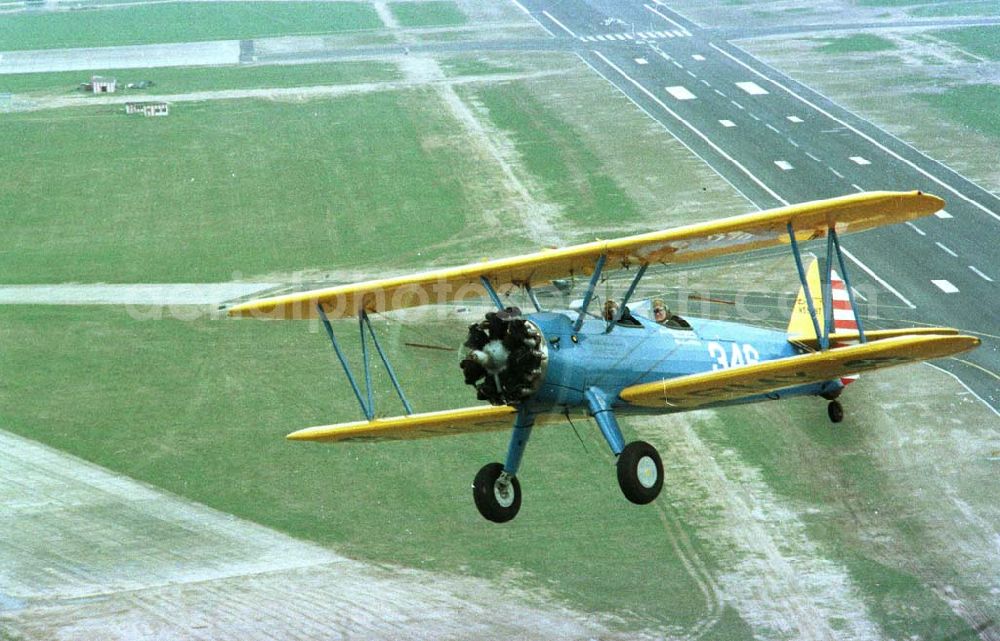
[287,405,520,443]
[620,334,979,410]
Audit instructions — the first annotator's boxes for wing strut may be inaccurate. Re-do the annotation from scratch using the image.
[787,222,825,349]
[480,276,505,311]
[787,223,869,351]
[574,253,607,332]
[609,263,648,331]
[317,304,414,421]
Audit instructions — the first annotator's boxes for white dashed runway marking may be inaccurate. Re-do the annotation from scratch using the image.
[849,156,871,166]
[935,242,958,257]
[935,210,953,219]
[692,54,705,61]
[665,85,696,100]
[932,279,959,293]
[969,266,993,282]
[719,119,736,127]
[787,115,803,123]
[774,160,793,171]
[735,81,768,95]
[635,57,648,64]
[906,222,926,236]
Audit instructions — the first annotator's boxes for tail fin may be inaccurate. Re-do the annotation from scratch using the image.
[787,259,858,385]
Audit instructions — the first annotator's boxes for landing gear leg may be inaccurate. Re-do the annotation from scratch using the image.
[827,400,844,424]
[472,407,533,523]
[585,387,664,505]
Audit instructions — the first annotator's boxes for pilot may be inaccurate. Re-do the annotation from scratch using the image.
[603,299,619,322]
[653,299,680,327]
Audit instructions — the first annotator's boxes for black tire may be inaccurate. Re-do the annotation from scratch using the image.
[472,462,521,523]
[828,400,844,424]
[616,441,663,505]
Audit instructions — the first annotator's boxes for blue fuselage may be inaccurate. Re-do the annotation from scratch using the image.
[524,311,841,414]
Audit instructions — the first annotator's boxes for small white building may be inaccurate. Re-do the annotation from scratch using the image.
[142,102,169,117]
[90,76,117,94]
[124,102,169,117]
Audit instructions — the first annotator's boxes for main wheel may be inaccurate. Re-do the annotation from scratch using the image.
[472,462,521,523]
[828,400,844,424]
[616,441,663,505]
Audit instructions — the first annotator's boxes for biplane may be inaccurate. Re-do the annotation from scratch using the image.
[228,191,979,523]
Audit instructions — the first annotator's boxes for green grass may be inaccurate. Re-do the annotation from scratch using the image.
[0,90,484,283]
[439,57,522,78]
[911,1,1000,17]
[0,2,383,51]
[931,26,1000,61]
[388,1,467,27]
[919,84,1000,138]
[693,399,981,639]
[0,305,722,634]
[817,34,896,53]
[0,61,401,96]
[853,0,951,6]
[469,83,644,227]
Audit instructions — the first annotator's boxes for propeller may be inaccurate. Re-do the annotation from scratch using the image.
[459,307,547,406]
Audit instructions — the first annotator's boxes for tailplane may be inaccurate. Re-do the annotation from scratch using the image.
[787,258,859,385]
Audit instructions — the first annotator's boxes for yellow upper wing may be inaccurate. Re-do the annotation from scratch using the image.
[228,191,942,319]
[620,334,979,410]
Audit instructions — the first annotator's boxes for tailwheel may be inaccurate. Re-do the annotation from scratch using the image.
[472,462,521,523]
[827,400,844,424]
[616,441,663,505]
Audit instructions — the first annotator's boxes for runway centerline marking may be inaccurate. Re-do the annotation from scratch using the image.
[719,119,736,127]
[932,279,959,293]
[542,10,576,37]
[730,100,744,110]
[665,85,696,100]
[765,123,780,134]
[714,89,726,97]
[671,59,684,69]
[969,266,993,282]
[749,113,760,121]
[687,70,697,78]
[906,222,926,236]
[829,167,844,178]
[788,138,799,147]
[851,183,865,192]
[806,152,821,162]
[849,156,871,166]
[711,42,1000,223]
[935,242,958,257]
[700,79,711,87]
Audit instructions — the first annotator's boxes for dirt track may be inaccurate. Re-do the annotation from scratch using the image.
[0,430,626,640]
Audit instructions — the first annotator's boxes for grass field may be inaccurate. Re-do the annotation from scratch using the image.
[0,91,486,283]
[918,84,1000,138]
[0,2,383,51]
[0,61,401,97]
[817,33,896,53]
[388,1,468,27]
[931,25,1000,61]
